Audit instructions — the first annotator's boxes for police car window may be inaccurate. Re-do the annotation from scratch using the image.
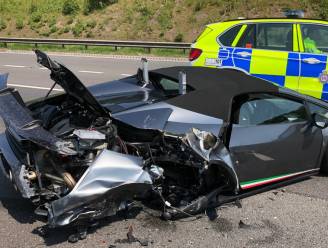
[218,25,242,46]
[237,24,255,48]
[236,95,307,125]
[301,24,328,54]
[256,23,293,51]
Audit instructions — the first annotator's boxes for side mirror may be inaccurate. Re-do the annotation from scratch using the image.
[313,113,328,129]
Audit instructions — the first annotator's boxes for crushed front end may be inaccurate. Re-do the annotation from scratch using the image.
[0,51,239,229]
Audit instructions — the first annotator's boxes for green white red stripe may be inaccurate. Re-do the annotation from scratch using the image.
[240,168,320,190]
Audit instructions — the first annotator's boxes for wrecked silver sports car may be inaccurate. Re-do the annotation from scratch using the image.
[0,50,327,229]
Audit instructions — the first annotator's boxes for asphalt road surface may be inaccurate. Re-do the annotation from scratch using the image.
[0,51,327,248]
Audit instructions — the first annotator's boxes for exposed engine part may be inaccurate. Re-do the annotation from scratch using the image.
[148,165,164,180]
[73,129,106,140]
[43,173,65,184]
[26,171,37,181]
[46,153,77,190]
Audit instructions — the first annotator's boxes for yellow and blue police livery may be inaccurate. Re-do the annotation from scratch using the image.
[189,16,328,100]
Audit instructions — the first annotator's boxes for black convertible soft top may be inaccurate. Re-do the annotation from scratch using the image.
[152,67,279,121]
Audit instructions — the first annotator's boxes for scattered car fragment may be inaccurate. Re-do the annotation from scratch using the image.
[0,50,327,231]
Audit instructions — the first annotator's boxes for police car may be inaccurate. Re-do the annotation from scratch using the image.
[190,13,328,100]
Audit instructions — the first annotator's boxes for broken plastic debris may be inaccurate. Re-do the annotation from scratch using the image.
[238,220,251,229]
[34,226,49,238]
[235,199,242,208]
[77,226,88,240]
[68,233,79,243]
[127,225,136,243]
[67,226,89,243]
[205,208,218,221]
[114,225,149,246]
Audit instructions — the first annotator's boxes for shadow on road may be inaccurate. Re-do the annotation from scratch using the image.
[33,206,143,246]
[0,171,144,246]
[0,165,148,246]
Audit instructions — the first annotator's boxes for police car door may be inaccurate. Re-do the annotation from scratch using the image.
[232,23,299,91]
[298,23,328,100]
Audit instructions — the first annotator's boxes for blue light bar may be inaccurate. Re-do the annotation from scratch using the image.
[284,10,305,18]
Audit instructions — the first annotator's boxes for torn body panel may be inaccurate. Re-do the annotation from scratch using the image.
[183,128,239,192]
[48,150,152,227]
[0,133,36,198]
[0,88,76,155]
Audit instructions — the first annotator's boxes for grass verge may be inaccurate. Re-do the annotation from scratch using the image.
[0,43,189,58]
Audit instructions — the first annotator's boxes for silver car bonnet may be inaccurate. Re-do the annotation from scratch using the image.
[113,102,222,135]
[48,149,152,227]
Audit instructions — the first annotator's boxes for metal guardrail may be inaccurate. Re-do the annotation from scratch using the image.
[0,37,191,53]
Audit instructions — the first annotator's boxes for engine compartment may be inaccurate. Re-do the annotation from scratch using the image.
[22,94,230,222]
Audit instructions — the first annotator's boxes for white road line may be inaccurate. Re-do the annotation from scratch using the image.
[78,70,104,74]
[39,67,48,70]
[3,64,27,68]
[8,83,64,91]
[121,73,132,76]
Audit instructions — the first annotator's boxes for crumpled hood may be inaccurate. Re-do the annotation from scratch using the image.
[89,78,161,113]
[88,79,222,135]
[34,50,108,117]
[112,102,222,135]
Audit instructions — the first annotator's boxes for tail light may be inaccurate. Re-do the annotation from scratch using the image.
[189,48,202,61]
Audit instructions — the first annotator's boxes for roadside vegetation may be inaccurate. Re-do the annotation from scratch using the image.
[0,0,326,56]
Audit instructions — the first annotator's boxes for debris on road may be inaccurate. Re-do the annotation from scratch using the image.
[235,199,242,208]
[238,220,251,229]
[113,225,150,247]
[205,208,218,221]
[68,233,79,243]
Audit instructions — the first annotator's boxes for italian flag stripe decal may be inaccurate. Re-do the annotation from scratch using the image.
[240,168,319,190]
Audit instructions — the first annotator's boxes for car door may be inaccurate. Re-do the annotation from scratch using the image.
[297,23,328,100]
[229,93,322,189]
